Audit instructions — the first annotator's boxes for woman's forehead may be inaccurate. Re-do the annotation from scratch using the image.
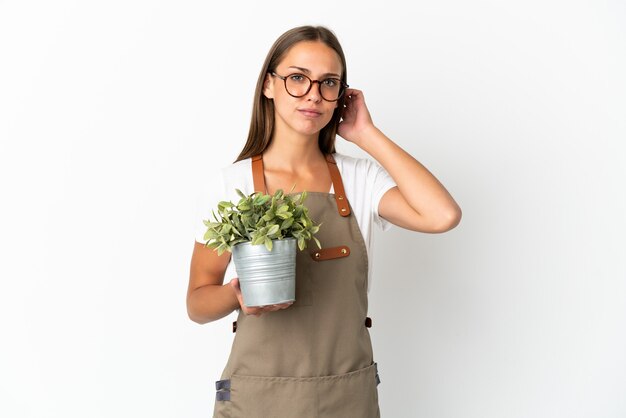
[278,41,342,75]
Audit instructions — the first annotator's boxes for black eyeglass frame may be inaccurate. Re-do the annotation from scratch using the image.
[270,71,349,102]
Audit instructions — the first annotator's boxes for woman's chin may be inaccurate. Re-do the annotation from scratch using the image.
[295,120,331,136]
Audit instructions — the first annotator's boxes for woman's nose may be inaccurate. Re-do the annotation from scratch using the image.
[305,81,323,102]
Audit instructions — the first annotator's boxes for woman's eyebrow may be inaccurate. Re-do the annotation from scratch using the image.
[287,66,341,78]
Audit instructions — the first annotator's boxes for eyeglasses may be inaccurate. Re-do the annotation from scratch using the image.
[270,72,349,102]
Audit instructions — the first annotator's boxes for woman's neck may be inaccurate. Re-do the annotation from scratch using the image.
[263,132,325,172]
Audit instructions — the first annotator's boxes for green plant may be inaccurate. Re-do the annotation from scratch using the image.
[203,186,322,256]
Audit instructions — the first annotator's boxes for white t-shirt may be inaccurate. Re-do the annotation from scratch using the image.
[194,151,397,293]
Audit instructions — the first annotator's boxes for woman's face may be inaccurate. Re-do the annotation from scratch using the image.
[263,41,343,138]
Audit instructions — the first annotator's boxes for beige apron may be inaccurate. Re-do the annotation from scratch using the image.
[213,153,381,418]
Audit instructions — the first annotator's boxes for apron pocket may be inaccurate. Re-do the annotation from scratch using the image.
[229,374,316,418]
[316,362,380,418]
[228,362,380,418]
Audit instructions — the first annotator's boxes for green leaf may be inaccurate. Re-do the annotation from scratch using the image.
[237,201,251,211]
[216,243,229,256]
[218,201,234,212]
[280,217,294,230]
[267,224,280,236]
[264,237,273,251]
[313,236,321,249]
[252,234,265,246]
[254,194,271,206]
[203,229,219,240]
[232,238,247,246]
[297,237,305,251]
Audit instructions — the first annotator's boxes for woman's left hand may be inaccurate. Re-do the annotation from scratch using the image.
[337,88,376,144]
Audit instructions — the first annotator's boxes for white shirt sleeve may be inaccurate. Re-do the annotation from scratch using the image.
[369,158,397,232]
[194,168,227,244]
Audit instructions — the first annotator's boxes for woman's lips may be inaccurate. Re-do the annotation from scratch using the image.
[298,109,322,117]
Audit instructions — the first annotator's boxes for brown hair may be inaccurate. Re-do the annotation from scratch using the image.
[234,25,348,163]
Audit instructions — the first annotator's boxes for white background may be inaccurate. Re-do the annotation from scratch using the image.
[1,1,625,417]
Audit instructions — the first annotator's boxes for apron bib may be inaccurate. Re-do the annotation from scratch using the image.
[213,153,381,418]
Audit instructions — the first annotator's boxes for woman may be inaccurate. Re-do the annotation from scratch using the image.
[188,25,461,417]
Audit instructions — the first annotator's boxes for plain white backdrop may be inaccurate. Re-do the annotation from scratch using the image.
[1,1,625,417]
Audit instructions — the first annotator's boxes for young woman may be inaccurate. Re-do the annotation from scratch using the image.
[188,25,461,418]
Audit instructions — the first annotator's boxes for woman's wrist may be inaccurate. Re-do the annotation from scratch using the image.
[224,280,241,313]
[351,124,380,148]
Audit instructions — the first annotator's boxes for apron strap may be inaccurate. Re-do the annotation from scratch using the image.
[251,154,266,194]
[325,154,351,217]
[251,153,351,217]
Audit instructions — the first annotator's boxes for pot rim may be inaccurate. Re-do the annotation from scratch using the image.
[233,236,296,247]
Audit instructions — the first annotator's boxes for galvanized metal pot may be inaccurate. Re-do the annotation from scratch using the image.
[231,237,297,307]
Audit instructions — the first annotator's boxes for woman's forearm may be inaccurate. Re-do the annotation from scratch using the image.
[187,282,240,324]
[358,126,462,224]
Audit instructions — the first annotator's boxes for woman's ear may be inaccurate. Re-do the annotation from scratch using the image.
[262,74,274,99]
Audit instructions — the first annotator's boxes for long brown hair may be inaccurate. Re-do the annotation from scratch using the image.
[234,25,348,163]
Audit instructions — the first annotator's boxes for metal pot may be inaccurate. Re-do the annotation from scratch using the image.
[231,237,297,307]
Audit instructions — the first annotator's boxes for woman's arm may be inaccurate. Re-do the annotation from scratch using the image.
[338,89,462,233]
[187,241,239,324]
[361,126,461,233]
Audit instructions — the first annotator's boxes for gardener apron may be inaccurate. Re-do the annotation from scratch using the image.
[212,153,380,418]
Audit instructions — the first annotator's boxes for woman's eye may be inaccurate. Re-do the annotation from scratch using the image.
[289,74,305,82]
[323,79,338,87]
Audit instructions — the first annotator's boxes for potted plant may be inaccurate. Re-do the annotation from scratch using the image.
[202,185,322,307]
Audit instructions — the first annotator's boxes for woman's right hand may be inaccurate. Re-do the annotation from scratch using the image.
[229,278,293,316]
